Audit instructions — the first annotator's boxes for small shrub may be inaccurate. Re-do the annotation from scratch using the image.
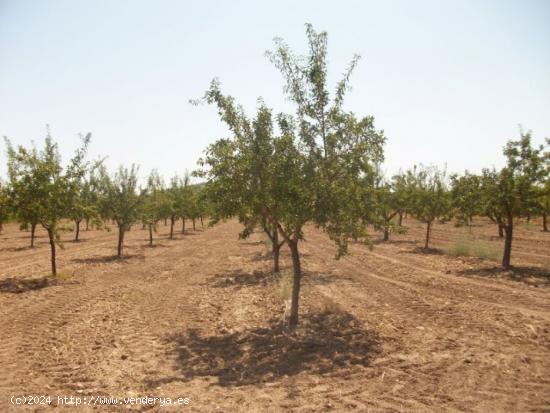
[445,236,470,257]
[471,242,499,260]
[272,269,293,301]
[445,235,499,261]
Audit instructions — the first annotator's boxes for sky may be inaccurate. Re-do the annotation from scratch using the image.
[1,0,549,182]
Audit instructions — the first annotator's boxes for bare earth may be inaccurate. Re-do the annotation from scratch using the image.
[0,218,549,412]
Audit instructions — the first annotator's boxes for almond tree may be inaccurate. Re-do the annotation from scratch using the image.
[0,180,10,234]
[196,92,287,272]
[176,173,189,233]
[98,164,143,257]
[374,181,402,242]
[536,179,550,232]
[5,130,91,275]
[391,170,416,227]
[200,25,385,329]
[67,161,102,241]
[408,165,452,249]
[480,131,546,269]
[141,170,170,246]
[189,185,207,230]
[166,176,183,239]
[450,172,483,232]
[199,89,308,275]
[535,140,550,232]
[2,144,42,247]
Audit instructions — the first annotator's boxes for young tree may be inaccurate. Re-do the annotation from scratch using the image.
[535,140,550,232]
[98,164,143,257]
[5,130,91,275]
[371,174,406,242]
[177,172,192,234]
[141,170,166,246]
[0,180,10,234]
[408,165,451,249]
[535,179,550,232]
[391,170,416,227]
[480,131,546,269]
[196,94,288,273]
[67,161,102,242]
[188,185,207,231]
[199,25,385,329]
[3,152,42,247]
[450,172,483,232]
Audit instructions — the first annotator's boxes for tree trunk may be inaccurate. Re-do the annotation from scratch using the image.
[272,230,281,273]
[200,216,204,229]
[383,226,389,242]
[398,212,403,227]
[0,221,2,234]
[273,243,281,273]
[543,214,548,232]
[74,220,81,242]
[30,222,36,248]
[47,227,57,276]
[192,219,196,231]
[424,221,432,249]
[169,217,175,239]
[148,224,153,246]
[181,218,186,234]
[288,240,302,331]
[502,222,513,270]
[85,219,89,231]
[498,224,504,238]
[117,225,125,257]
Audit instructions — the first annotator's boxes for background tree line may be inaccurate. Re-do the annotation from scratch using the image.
[1,132,208,275]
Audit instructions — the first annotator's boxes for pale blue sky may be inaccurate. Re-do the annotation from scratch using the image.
[1,0,549,182]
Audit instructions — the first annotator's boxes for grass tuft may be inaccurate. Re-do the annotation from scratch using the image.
[272,269,293,301]
[445,235,499,261]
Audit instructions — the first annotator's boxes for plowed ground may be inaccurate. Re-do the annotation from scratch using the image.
[0,218,549,412]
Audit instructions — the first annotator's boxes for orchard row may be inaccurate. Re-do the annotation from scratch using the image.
[1,25,548,330]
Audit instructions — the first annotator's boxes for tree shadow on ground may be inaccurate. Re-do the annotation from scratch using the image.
[372,239,417,246]
[250,251,271,262]
[145,243,170,249]
[154,312,382,388]
[305,271,350,285]
[209,269,271,288]
[72,254,145,264]
[456,265,550,287]
[0,245,35,253]
[210,269,343,289]
[71,238,91,243]
[402,247,444,255]
[0,276,57,294]
[240,240,266,246]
